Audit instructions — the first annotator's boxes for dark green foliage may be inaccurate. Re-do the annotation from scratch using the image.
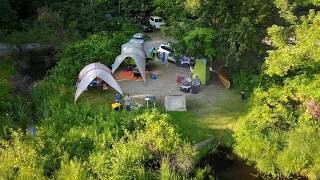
[0,56,17,138]
[0,0,18,33]
[232,70,261,94]
[0,56,15,101]
[121,0,154,16]
[182,28,216,59]
[162,0,274,74]
[50,31,133,86]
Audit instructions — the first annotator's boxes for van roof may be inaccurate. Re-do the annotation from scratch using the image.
[150,16,162,19]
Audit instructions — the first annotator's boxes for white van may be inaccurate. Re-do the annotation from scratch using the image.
[156,43,175,63]
[149,16,165,29]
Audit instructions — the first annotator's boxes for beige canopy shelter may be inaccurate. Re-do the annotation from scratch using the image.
[75,63,123,102]
[112,43,146,81]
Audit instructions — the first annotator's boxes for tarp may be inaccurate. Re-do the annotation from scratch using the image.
[121,45,146,58]
[75,63,123,102]
[164,95,187,111]
[113,43,146,81]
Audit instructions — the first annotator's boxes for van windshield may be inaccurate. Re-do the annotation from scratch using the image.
[155,18,163,22]
[162,46,173,52]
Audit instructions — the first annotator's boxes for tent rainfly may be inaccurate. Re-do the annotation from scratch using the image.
[74,63,123,102]
[112,43,146,81]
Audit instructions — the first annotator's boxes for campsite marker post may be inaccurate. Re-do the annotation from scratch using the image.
[145,97,150,109]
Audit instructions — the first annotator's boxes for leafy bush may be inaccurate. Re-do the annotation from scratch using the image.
[56,156,89,179]
[231,70,261,94]
[235,10,320,179]
[89,110,196,179]
[235,75,320,178]
[0,130,45,179]
[2,71,197,179]
[50,32,128,85]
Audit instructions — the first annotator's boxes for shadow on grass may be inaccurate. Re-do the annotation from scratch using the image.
[75,86,248,148]
[167,111,234,146]
[168,89,249,147]
[76,87,117,107]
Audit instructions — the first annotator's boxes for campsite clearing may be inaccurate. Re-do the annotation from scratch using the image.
[78,31,248,146]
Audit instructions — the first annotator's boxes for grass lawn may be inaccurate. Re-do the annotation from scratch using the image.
[167,89,248,147]
[74,87,119,113]
[0,55,16,100]
[73,83,248,148]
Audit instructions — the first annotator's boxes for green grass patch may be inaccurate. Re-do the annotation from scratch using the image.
[0,55,16,100]
[168,89,248,147]
[62,83,248,148]
[76,87,119,111]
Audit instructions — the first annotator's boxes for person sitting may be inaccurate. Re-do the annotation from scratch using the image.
[193,76,201,87]
[191,76,201,94]
[102,82,109,90]
[112,101,122,111]
[133,67,141,78]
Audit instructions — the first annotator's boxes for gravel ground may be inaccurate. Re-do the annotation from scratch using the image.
[118,61,190,101]
[118,31,235,110]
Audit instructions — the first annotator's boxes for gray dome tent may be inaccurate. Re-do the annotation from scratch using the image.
[112,43,146,81]
[75,63,123,102]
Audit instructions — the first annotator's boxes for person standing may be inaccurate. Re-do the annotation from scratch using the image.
[240,91,245,101]
[115,93,121,103]
[161,52,166,64]
[124,94,132,111]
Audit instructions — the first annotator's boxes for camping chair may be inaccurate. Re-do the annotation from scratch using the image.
[131,102,143,110]
[145,96,156,109]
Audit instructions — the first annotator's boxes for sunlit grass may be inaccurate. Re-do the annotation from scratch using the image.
[168,89,248,147]
[74,85,248,147]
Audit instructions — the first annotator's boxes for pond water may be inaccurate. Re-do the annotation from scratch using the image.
[16,47,57,80]
[198,146,264,180]
[24,58,53,80]
[198,146,308,180]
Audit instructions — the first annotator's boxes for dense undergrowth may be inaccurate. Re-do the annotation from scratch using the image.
[0,30,210,179]
[235,10,320,179]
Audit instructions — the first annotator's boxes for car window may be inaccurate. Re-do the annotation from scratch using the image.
[150,17,154,21]
[155,18,163,22]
